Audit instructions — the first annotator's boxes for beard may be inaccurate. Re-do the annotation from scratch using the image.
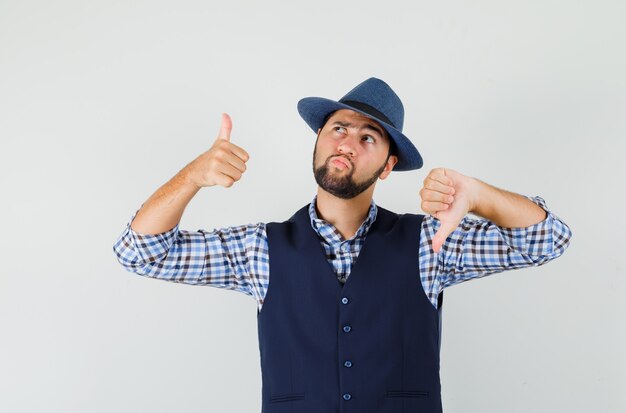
[313,147,387,200]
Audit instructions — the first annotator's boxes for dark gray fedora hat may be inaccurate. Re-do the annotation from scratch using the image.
[297,77,423,171]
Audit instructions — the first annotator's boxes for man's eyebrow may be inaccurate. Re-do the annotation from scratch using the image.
[363,123,385,138]
[332,120,385,138]
[332,121,351,127]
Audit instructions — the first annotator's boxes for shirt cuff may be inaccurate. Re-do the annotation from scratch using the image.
[127,206,181,264]
[498,195,554,257]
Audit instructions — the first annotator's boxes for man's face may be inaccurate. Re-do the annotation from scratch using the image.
[312,109,398,199]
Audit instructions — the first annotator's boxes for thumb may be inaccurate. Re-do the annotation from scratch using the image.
[432,219,458,253]
[217,112,232,141]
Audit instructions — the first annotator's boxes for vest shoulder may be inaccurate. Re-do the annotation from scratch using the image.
[376,205,426,221]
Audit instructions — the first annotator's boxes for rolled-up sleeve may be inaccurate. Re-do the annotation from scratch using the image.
[113,207,183,269]
[432,195,572,289]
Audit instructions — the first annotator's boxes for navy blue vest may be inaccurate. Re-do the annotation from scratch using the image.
[258,205,443,413]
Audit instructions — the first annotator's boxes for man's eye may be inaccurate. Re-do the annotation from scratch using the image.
[335,126,346,133]
[362,135,375,143]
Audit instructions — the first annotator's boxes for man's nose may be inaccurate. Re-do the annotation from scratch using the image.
[337,135,357,157]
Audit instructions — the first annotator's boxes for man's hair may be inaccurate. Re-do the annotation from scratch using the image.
[320,110,398,160]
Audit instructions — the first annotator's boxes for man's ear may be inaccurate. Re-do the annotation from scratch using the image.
[316,128,321,134]
[379,155,398,180]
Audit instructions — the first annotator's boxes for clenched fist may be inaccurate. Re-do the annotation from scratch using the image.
[185,113,250,189]
[419,167,476,253]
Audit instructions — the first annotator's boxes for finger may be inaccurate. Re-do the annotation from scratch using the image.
[432,220,458,253]
[422,201,450,214]
[427,168,454,187]
[440,167,454,187]
[215,173,236,188]
[223,151,247,173]
[217,163,243,182]
[424,177,455,195]
[227,141,250,163]
[421,190,454,204]
[217,113,232,141]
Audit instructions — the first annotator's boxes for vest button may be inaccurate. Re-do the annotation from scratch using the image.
[343,325,351,333]
[341,297,349,304]
[343,393,352,400]
[344,360,352,368]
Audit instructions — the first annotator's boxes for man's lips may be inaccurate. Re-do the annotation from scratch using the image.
[330,156,351,170]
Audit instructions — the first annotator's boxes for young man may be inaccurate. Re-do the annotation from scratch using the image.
[113,78,572,412]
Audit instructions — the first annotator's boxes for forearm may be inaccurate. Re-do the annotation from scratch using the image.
[469,178,547,228]
[130,166,201,235]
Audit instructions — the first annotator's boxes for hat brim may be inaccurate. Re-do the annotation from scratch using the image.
[297,97,423,171]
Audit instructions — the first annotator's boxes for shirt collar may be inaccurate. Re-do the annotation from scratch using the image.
[308,195,378,245]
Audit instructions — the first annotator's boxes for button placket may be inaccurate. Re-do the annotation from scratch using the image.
[339,296,353,402]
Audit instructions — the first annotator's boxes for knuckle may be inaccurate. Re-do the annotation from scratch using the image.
[207,163,217,175]
[215,143,228,153]
[211,150,222,161]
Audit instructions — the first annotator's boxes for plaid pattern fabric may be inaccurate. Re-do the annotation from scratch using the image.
[113,195,572,312]
[308,198,378,285]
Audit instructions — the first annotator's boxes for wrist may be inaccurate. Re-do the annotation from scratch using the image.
[467,177,484,214]
[178,164,202,192]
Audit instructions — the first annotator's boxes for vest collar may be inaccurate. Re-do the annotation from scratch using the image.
[307,195,378,246]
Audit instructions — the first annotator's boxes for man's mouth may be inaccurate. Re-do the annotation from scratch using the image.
[330,156,351,170]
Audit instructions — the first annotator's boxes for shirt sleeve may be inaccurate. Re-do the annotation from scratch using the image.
[112,206,269,305]
[419,195,572,305]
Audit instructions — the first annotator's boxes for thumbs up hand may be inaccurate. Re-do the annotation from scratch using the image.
[419,167,477,253]
[185,113,250,189]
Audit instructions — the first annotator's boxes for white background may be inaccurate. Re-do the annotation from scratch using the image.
[1,0,624,412]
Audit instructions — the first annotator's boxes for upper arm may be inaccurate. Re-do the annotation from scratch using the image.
[113,208,269,302]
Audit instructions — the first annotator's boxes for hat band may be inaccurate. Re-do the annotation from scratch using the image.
[340,100,396,128]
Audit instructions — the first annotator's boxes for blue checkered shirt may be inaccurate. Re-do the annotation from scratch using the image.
[113,195,572,312]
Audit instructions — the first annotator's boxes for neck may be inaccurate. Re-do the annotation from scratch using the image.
[315,186,374,240]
